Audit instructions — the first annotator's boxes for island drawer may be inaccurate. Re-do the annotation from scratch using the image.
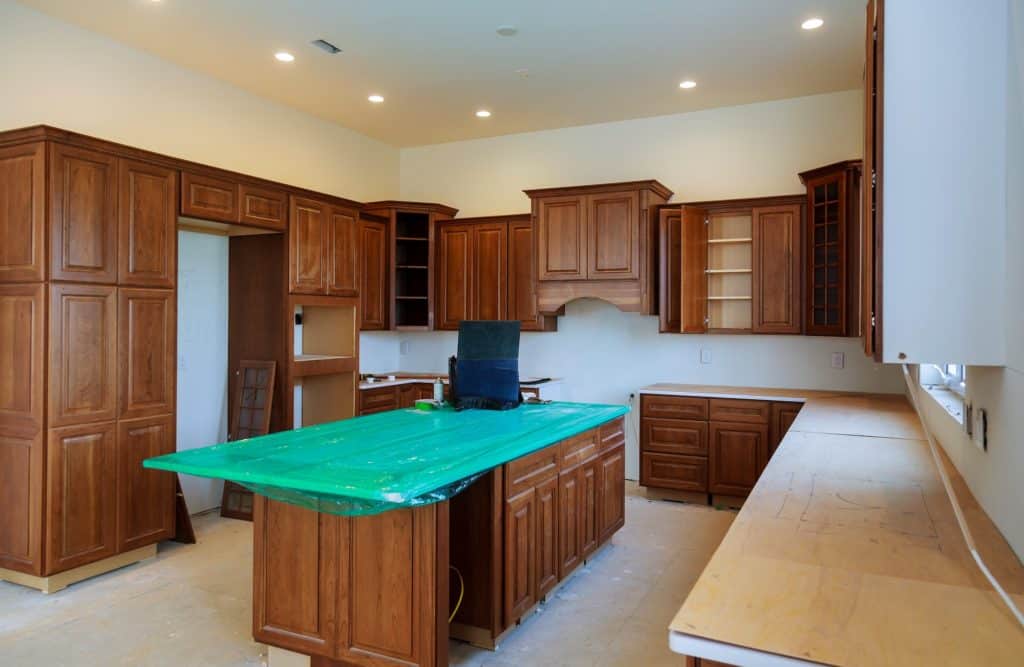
[641,395,708,421]
[641,418,707,456]
[560,429,600,471]
[640,452,707,492]
[708,398,771,424]
[506,442,559,497]
[599,417,626,452]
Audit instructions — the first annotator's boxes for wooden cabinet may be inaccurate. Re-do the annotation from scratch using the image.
[436,222,473,330]
[579,457,600,559]
[508,218,556,331]
[641,418,707,456]
[0,142,46,283]
[238,184,287,230]
[769,402,801,458]
[862,0,883,360]
[118,159,177,288]
[359,214,389,330]
[327,205,358,297]
[290,196,360,296]
[799,161,861,337]
[473,223,507,321]
[119,289,175,420]
[0,284,45,436]
[535,475,558,597]
[181,171,238,223]
[50,144,119,284]
[359,385,399,415]
[641,452,707,492]
[708,422,769,497]
[504,487,536,624]
[117,415,175,550]
[598,445,625,542]
[752,205,802,334]
[526,181,671,315]
[46,421,117,574]
[557,467,582,578]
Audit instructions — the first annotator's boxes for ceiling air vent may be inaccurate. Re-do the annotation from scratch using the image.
[311,39,342,54]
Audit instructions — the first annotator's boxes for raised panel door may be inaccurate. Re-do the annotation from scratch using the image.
[50,144,118,283]
[180,171,238,223]
[118,159,177,287]
[473,223,507,321]
[117,415,175,550]
[504,487,536,624]
[119,288,175,419]
[359,218,388,330]
[536,196,586,281]
[680,206,709,333]
[598,445,625,542]
[709,422,769,496]
[535,475,558,597]
[46,421,117,574]
[752,205,802,334]
[0,142,45,282]
[507,219,546,330]
[557,470,581,578]
[327,206,358,297]
[769,402,802,458]
[239,184,287,230]
[49,284,117,427]
[0,284,44,436]
[587,191,639,280]
[436,223,473,330]
[0,432,43,574]
[580,457,600,559]
[290,197,328,295]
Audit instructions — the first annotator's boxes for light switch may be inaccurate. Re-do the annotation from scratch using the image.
[700,348,712,364]
[831,352,845,369]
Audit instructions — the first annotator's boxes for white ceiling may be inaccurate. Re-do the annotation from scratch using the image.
[19,0,866,147]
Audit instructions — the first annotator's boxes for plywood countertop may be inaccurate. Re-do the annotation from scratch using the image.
[645,385,1024,666]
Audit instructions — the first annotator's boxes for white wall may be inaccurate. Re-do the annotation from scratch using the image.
[176,231,229,513]
[0,2,398,202]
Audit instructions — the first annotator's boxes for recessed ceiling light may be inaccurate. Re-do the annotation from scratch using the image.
[801,17,824,30]
[368,94,385,104]
[274,51,295,63]
[475,110,492,118]
[679,80,697,89]
[496,25,518,37]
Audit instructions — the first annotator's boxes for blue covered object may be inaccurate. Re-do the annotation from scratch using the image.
[450,320,521,410]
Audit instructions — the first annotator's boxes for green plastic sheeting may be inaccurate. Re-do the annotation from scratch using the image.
[144,401,628,516]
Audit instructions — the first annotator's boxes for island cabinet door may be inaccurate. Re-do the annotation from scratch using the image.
[580,456,600,559]
[598,445,626,543]
[557,468,582,578]
[535,475,558,597]
[504,487,536,625]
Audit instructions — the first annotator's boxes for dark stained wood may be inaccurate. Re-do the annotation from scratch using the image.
[49,143,119,284]
[0,432,43,575]
[769,402,802,459]
[290,196,329,295]
[181,170,238,223]
[473,222,507,321]
[0,142,46,283]
[559,430,599,471]
[708,399,770,425]
[752,204,802,334]
[117,415,175,551]
[173,477,197,544]
[658,206,683,332]
[599,417,626,452]
[436,222,473,330]
[598,445,625,542]
[326,205,358,297]
[0,284,45,437]
[588,189,640,280]
[359,215,389,330]
[223,360,276,521]
[640,452,708,492]
[118,288,175,420]
[535,475,558,598]
[708,421,769,496]
[641,394,708,421]
[118,158,177,288]
[864,0,884,361]
[46,421,117,574]
[503,487,536,624]
[557,466,582,579]
[359,385,398,415]
[579,456,600,559]
[239,184,287,230]
[48,284,118,427]
[505,443,559,498]
[507,217,556,331]
[641,418,708,456]
[449,470,503,638]
[535,194,587,281]
[680,206,708,333]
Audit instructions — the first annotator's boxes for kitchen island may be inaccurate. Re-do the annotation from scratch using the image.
[146,401,627,667]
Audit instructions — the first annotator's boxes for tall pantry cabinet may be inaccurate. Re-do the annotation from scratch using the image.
[0,135,177,588]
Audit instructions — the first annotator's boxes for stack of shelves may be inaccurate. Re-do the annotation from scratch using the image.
[394,211,431,327]
[706,213,753,330]
[290,296,358,428]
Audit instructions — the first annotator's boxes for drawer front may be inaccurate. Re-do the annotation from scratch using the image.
[640,453,707,492]
[599,417,626,453]
[559,429,599,471]
[641,395,708,421]
[708,398,771,424]
[641,418,707,456]
[359,387,397,413]
[506,443,559,498]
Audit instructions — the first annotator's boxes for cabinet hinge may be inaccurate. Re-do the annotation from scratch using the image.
[703,317,710,326]
[704,217,710,225]
[871,314,876,328]
[871,170,877,188]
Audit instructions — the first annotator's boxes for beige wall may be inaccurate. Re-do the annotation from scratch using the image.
[0,2,399,202]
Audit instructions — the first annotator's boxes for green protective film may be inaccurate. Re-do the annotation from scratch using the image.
[145,401,629,516]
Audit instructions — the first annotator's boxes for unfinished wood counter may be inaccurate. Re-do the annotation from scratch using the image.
[647,384,1024,666]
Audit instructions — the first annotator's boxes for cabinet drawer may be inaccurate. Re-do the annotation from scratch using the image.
[708,399,770,424]
[181,171,238,223]
[506,444,559,498]
[641,395,708,421]
[640,453,707,492]
[359,387,397,413]
[641,418,707,456]
[559,429,599,471]
[599,417,626,452]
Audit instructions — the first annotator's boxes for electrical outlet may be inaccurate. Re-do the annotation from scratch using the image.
[400,340,410,355]
[831,352,845,369]
[971,406,988,451]
[700,348,712,364]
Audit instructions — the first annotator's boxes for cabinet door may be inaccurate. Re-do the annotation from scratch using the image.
[659,207,683,332]
[0,284,45,436]
[769,402,802,458]
[50,144,118,283]
[536,195,586,281]
[598,446,625,542]
[290,196,328,294]
[0,142,45,283]
[118,415,175,550]
[508,219,547,330]
[327,206,358,297]
[119,289,175,420]
[118,159,177,288]
[535,475,558,597]
[709,422,769,496]
[587,190,639,280]
[239,184,287,230]
[805,173,848,336]
[0,432,43,574]
[180,171,238,223]
[397,384,417,409]
[473,223,507,321]
[580,457,600,559]
[359,218,389,330]
[680,206,708,333]
[46,421,117,574]
[504,487,536,624]
[557,470,582,578]
[49,284,118,427]
[436,223,473,330]
[752,205,802,334]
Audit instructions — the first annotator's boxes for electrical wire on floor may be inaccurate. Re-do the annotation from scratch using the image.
[449,565,465,623]
[901,364,1024,629]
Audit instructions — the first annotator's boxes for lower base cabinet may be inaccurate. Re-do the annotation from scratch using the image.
[708,421,768,496]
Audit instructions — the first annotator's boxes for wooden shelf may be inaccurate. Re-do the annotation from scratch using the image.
[292,354,358,377]
[706,269,752,274]
[707,237,753,244]
[708,296,752,301]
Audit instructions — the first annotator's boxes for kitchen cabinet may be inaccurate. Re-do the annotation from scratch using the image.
[799,161,861,337]
[708,421,768,496]
[752,205,802,334]
[359,214,389,330]
[238,184,287,230]
[525,181,671,315]
[508,219,556,331]
[359,385,399,415]
[598,445,625,542]
[557,467,582,578]
[473,222,507,320]
[118,158,177,288]
[290,196,360,296]
[579,457,600,559]
[504,486,536,624]
[119,288,175,420]
[862,0,883,360]
[535,475,559,597]
[117,415,175,551]
[436,222,474,330]
[769,402,802,458]
[50,144,119,284]
[327,205,358,297]
[0,142,46,283]
[181,170,287,231]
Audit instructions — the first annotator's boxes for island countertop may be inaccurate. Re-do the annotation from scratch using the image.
[651,385,1024,666]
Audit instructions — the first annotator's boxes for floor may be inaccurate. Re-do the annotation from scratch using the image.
[0,485,734,667]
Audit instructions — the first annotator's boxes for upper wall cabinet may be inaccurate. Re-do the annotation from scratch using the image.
[118,159,177,288]
[50,144,119,284]
[181,169,287,231]
[0,142,46,283]
[289,195,359,297]
[525,181,671,315]
[359,213,389,331]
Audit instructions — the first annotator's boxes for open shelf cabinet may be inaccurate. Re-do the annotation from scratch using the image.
[288,294,358,428]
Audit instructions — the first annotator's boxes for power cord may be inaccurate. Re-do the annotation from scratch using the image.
[448,565,465,623]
